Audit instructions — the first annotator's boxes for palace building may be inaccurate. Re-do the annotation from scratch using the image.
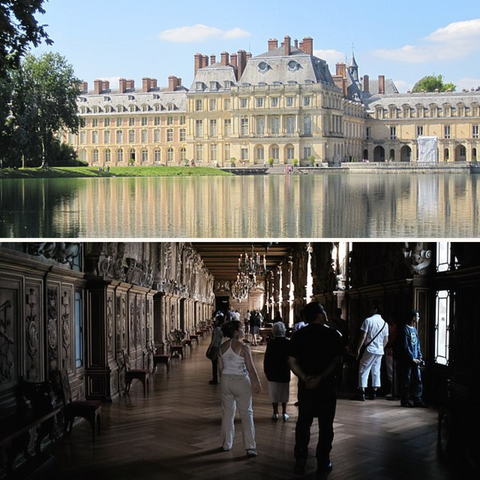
[67,35,480,167]
[0,241,478,477]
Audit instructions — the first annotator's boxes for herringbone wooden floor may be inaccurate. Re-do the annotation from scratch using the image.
[50,337,456,480]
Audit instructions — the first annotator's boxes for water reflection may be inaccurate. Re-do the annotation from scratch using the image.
[0,174,479,238]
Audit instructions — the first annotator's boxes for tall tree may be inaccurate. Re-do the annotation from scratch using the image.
[412,74,456,93]
[10,52,82,167]
[0,0,52,77]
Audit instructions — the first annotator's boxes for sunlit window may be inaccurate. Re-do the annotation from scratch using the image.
[434,290,451,366]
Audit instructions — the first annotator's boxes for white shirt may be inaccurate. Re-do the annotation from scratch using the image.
[360,314,388,355]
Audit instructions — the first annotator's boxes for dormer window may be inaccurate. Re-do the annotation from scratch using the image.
[210,81,218,91]
[288,60,300,72]
[258,61,270,73]
[196,82,205,91]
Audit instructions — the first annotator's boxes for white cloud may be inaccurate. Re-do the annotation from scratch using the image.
[314,49,345,65]
[455,77,480,91]
[158,24,250,43]
[372,18,480,63]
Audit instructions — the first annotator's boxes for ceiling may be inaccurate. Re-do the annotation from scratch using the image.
[191,242,296,281]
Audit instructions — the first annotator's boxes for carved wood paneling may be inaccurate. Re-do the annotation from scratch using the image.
[25,282,42,381]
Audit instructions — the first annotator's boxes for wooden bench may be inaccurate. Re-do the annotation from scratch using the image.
[0,380,62,478]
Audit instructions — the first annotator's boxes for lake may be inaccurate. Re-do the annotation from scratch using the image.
[0,173,478,238]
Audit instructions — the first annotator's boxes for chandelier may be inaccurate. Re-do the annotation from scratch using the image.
[231,245,267,301]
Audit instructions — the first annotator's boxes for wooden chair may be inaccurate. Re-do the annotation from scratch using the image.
[123,349,150,396]
[55,370,101,442]
[153,353,171,374]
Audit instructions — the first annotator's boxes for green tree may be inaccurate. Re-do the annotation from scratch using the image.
[10,52,82,167]
[412,74,456,93]
[0,0,52,77]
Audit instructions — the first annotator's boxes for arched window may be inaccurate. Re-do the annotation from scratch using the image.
[168,147,174,163]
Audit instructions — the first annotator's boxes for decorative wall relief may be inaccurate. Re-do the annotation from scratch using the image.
[0,296,14,386]
[107,293,114,355]
[47,288,59,371]
[26,242,81,267]
[25,287,40,380]
[403,242,432,275]
[61,291,71,369]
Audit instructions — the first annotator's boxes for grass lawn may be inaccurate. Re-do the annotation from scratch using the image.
[0,166,232,179]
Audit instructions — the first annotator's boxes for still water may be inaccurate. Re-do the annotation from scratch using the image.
[0,174,478,238]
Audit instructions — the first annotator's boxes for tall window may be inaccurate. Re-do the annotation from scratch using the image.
[434,290,451,365]
[167,129,173,142]
[256,117,264,136]
[224,119,232,136]
[195,120,203,137]
[105,149,111,163]
[444,125,451,139]
[104,130,111,144]
[75,290,83,369]
[210,119,217,137]
[390,126,397,140]
[167,147,174,163]
[154,129,160,143]
[129,130,135,143]
[195,99,203,111]
[180,148,186,163]
[180,128,186,142]
[210,144,217,162]
[286,116,295,135]
[417,125,424,137]
[154,150,161,163]
[240,118,249,136]
[117,148,124,163]
[304,115,312,135]
[240,98,248,108]
[209,99,217,111]
[271,116,280,135]
[92,131,98,144]
[196,144,203,162]
[473,125,479,139]
[142,149,148,163]
[257,147,264,162]
[141,129,148,143]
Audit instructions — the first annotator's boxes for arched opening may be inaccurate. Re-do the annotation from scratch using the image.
[444,148,450,162]
[374,146,385,162]
[389,149,395,161]
[400,145,412,162]
[455,144,466,162]
[473,148,478,161]
[363,149,369,161]
[129,148,136,165]
[269,145,279,164]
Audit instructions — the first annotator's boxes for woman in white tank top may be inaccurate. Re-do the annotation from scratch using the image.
[218,320,262,458]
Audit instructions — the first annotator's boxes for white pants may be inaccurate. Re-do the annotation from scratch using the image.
[358,351,383,389]
[220,374,256,450]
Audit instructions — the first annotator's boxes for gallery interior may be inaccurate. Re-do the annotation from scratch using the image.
[0,241,478,479]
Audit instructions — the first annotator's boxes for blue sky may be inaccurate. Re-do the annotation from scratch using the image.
[33,0,480,93]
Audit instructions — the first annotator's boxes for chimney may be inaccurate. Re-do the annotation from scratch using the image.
[294,39,299,49]
[342,78,348,98]
[230,52,237,68]
[119,78,126,93]
[301,36,313,55]
[336,63,347,78]
[102,80,110,92]
[169,75,180,92]
[210,54,216,65]
[284,35,291,55]
[80,81,88,93]
[333,75,343,93]
[221,51,230,66]
[378,75,385,94]
[195,53,202,75]
[94,79,102,94]
[126,79,135,90]
[246,52,252,61]
[238,50,247,80]
[268,38,278,51]
[363,74,370,92]
[142,77,151,92]
[151,78,157,89]
[202,55,209,68]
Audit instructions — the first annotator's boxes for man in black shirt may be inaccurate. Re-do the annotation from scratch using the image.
[289,302,343,477]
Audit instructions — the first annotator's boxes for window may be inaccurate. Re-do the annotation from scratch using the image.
[271,97,279,107]
[209,99,217,111]
[224,144,230,162]
[271,146,279,160]
[180,148,186,163]
[141,129,148,143]
[167,116,173,125]
[271,116,280,135]
[180,128,186,142]
[286,116,295,135]
[154,117,161,126]
[129,117,135,126]
[154,150,161,163]
[80,131,86,144]
[116,130,123,144]
[240,118,249,136]
[434,290,451,366]
[167,147,174,163]
[224,99,231,110]
[104,118,111,127]
[142,149,148,163]
[92,131,98,144]
[240,98,248,109]
[141,117,148,126]
[210,119,217,137]
[129,105,136,112]
[304,146,312,159]
[366,127,371,140]
[195,99,203,111]
[286,96,294,107]
[154,129,160,143]
[257,147,264,161]
[104,130,111,144]
[196,144,203,162]
[241,148,248,160]
[444,125,451,139]
[92,118,98,127]
[304,115,312,135]
[256,97,264,108]
[473,125,479,139]
[304,96,311,107]
[195,120,203,137]
[287,146,294,160]
[390,126,397,140]
[256,117,264,136]
[129,130,135,143]
[417,126,424,137]
[116,118,123,127]
[93,149,99,163]
[167,128,173,142]
[210,144,217,162]
[105,149,111,163]
[224,119,232,136]
[179,116,186,125]
[117,148,124,163]
[75,290,83,368]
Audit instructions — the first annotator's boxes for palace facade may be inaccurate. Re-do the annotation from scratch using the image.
[67,35,480,167]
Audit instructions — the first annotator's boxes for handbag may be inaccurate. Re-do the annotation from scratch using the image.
[205,344,218,360]
[359,321,387,359]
